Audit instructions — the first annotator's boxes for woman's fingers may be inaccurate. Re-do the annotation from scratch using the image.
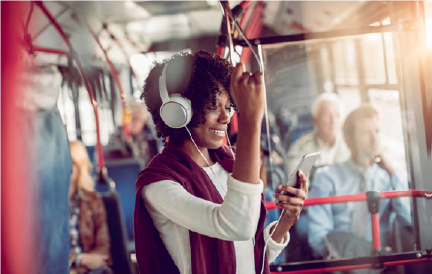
[252,71,262,87]
[231,63,245,84]
[297,170,308,193]
[277,185,307,200]
[275,203,302,216]
[273,193,304,205]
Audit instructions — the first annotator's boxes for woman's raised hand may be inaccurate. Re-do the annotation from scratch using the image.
[230,63,266,125]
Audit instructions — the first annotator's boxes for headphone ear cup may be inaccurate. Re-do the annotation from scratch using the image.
[160,94,192,128]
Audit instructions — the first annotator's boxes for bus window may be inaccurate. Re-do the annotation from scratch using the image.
[261,30,416,265]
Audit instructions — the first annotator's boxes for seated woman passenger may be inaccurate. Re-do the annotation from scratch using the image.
[69,141,113,274]
[134,50,308,274]
[308,105,411,261]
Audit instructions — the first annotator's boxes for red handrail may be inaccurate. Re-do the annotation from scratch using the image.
[34,1,105,169]
[74,15,130,138]
[265,189,431,209]
[34,46,70,56]
[105,26,138,81]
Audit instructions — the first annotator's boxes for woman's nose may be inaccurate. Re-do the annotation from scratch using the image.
[218,108,231,124]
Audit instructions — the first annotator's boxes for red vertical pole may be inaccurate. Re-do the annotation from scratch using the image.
[35,1,105,169]
[371,213,381,251]
[1,2,35,274]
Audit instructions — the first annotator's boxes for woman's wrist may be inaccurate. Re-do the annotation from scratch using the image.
[237,118,261,131]
[270,213,295,242]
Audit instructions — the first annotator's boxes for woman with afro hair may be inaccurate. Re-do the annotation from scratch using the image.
[134,50,307,274]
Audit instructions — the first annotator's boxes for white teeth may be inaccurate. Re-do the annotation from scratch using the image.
[210,129,225,136]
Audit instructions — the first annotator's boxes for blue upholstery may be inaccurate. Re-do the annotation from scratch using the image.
[105,159,142,241]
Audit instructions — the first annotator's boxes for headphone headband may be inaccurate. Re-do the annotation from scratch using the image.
[159,62,192,128]
[159,63,170,104]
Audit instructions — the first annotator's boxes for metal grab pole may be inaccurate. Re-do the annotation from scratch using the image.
[33,46,70,56]
[104,25,138,81]
[34,1,105,169]
[72,14,130,138]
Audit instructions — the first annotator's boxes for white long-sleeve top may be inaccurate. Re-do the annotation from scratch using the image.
[142,162,290,274]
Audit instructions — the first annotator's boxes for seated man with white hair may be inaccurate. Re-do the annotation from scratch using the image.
[286,92,350,183]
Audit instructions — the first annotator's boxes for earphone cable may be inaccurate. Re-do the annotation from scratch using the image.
[225,130,236,160]
[260,209,285,274]
[185,127,227,194]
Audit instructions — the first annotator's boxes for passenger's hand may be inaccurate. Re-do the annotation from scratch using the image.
[375,153,395,175]
[230,63,265,125]
[273,170,308,223]
[80,253,108,269]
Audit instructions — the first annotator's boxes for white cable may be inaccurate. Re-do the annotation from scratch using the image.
[185,127,227,193]
[225,130,236,160]
[260,209,285,274]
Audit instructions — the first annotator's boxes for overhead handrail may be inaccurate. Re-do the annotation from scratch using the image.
[71,13,131,139]
[102,24,139,82]
[34,1,105,169]
[33,46,70,56]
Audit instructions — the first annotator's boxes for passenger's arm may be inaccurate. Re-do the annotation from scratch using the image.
[307,172,335,258]
[89,196,111,257]
[142,175,263,241]
[230,63,265,185]
[80,196,111,269]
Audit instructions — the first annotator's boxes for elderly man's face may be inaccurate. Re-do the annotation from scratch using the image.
[313,101,342,144]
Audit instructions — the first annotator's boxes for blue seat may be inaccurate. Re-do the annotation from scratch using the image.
[105,158,142,241]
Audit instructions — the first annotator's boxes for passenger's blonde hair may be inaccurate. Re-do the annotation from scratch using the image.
[69,141,94,191]
[343,104,380,139]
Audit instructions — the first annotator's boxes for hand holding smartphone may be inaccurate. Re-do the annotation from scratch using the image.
[275,152,320,203]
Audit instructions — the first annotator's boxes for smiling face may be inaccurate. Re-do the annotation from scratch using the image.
[189,86,232,149]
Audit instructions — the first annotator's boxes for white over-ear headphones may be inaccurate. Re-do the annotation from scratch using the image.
[159,61,234,129]
[159,63,193,128]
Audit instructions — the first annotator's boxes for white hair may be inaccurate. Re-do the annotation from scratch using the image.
[311,93,343,117]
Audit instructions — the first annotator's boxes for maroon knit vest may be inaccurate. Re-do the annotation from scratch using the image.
[134,143,270,274]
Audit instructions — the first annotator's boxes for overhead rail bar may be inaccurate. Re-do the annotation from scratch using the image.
[34,1,105,169]
[33,5,69,40]
[33,46,70,56]
[102,24,139,82]
[71,13,131,138]
[221,24,399,47]
[219,0,264,73]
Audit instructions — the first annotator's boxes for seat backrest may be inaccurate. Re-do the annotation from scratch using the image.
[100,189,135,274]
[105,159,141,241]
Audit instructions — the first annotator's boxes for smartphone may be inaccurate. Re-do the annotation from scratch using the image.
[275,152,320,203]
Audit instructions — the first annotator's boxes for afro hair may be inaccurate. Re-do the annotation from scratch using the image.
[140,50,235,146]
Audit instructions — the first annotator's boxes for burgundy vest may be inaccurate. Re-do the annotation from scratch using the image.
[134,143,270,274]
